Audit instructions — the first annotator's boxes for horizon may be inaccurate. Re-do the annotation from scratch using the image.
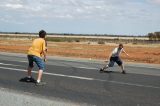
[0,0,160,35]
[0,31,148,36]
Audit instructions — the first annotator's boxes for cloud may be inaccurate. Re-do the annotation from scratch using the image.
[0,16,24,24]
[0,0,159,24]
[5,4,23,9]
[149,0,160,4]
[0,0,117,19]
[0,0,159,35]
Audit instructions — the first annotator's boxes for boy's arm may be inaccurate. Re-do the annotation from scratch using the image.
[42,41,47,62]
[45,39,48,52]
[42,50,47,62]
[122,49,129,56]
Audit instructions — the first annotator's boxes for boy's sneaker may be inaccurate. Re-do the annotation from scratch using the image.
[19,77,36,83]
[99,68,104,72]
[122,70,126,74]
[35,81,46,86]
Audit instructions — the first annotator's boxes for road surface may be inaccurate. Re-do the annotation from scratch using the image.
[0,52,160,106]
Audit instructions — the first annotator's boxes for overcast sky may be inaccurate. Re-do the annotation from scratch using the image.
[0,0,160,35]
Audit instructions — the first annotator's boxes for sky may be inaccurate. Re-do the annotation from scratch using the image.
[0,0,160,35]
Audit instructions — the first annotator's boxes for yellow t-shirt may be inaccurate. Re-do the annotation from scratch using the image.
[28,38,46,58]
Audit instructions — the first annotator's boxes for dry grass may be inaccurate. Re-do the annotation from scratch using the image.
[0,39,160,64]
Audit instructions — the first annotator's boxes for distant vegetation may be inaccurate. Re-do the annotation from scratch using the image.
[0,31,144,37]
[0,31,160,44]
[148,32,160,41]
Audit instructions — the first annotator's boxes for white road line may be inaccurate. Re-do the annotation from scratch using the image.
[127,64,160,70]
[0,63,22,67]
[78,66,97,70]
[1,61,160,77]
[97,80,160,89]
[1,61,97,70]
[0,66,94,81]
[0,66,160,89]
[18,61,28,63]
[1,54,160,69]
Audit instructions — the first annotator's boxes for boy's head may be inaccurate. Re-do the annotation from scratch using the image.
[39,30,46,38]
[119,43,123,49]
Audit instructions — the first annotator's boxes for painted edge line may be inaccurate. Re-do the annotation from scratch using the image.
[0,66,160,89]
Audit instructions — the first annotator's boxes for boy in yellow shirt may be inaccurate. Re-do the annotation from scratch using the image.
[21,30,47,86]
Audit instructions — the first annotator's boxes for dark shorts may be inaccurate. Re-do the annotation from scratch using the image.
[27,55,45,71]
[108,56,123,67]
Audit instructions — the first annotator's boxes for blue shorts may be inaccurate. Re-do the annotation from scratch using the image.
[108,56,123,67]
[27,55,45,71]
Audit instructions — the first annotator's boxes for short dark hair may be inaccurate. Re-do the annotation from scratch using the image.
[39,30,46,38]
[119,43,123,48]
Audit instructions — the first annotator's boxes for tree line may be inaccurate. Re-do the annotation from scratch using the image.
[0,32,143,37]
[148,32,160,41]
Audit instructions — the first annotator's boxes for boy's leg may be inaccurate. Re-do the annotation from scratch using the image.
[36,69,46,86]
[102,64,109,70]
[120,64,126,74]
[37,69,43,83]
[100,60,114,72]
[100,65,108,72]
[27,67,32,77]
[120,64,124,71]
[116,58,126,74]
[20,55,34,82]
[27,55,34,78]
[33,56,46,85]
[23,66,36,82]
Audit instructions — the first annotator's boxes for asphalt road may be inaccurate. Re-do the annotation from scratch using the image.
[0,52,160,106]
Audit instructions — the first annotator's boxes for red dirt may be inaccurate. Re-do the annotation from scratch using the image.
[0,40,160,64]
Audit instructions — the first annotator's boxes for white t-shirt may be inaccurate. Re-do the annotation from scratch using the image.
[111,47,124,57]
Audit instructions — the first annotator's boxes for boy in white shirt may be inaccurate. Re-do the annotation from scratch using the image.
[100,44,129,74]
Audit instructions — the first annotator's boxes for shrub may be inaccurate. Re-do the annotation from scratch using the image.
[98,41,105,44]
[75,39,80,42]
